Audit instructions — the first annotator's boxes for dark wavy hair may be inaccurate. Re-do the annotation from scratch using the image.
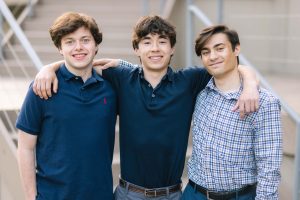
[132,15,176,50]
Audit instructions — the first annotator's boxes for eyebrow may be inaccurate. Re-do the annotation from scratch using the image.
[201,43,225,51]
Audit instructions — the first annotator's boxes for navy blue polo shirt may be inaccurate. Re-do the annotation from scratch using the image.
[16,64,116,200]
[102,60,211,188]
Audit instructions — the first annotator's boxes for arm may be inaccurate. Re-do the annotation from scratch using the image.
[33,60,63,99]
[17,130,38,200]
[254,97,282,199]
[234,64,259,118]
[33,59,122,99]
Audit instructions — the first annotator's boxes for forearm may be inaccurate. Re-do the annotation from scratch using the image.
[238,65,259,88]
[17,148,37,200]
[46,60,64,71]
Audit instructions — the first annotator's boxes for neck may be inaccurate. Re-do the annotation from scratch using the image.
[142,67,168,88]
[214,69,241,92]
[65,63,93,82]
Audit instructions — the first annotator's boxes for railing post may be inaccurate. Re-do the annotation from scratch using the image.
[160,0,165,16]
[217,0,224,24]
[0,13,3,59]
[27,0,34,17]
[294,121,300,200]
[0,0,43,69]
[186,0,194,67]
[142,0,149,15]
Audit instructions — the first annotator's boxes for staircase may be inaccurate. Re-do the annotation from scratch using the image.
[1,0,300,199]
[0,0,163,197]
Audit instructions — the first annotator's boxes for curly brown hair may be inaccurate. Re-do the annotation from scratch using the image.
[49,12,102,49]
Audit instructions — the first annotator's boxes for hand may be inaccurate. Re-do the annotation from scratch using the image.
[93,58,120,70]
[232,82,259,119]
[33,65,58,99]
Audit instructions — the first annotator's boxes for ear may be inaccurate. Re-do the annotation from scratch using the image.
[170,47,175,56]
[95,45,99,55]
[134,47,140,57]
[59,48,63,55]
[234,44,240,56]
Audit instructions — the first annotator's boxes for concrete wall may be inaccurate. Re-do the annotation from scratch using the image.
[169,0,300,75]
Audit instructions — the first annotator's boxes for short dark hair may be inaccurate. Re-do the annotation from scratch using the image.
[132,15,176,49]
[195,25,240,61]
[49,12,102,49]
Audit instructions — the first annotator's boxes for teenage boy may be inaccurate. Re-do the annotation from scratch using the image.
[182,25,282,200]
[16,12,116,200]
[32,16,258,200]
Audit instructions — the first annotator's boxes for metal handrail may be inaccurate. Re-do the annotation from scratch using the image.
[186,1,300,199]
[0,0,43,69]
[1,0,39,47]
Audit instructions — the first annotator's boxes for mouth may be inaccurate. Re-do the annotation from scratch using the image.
[72,53,87,60]
[209,61,223,67]
[149,55,163,62]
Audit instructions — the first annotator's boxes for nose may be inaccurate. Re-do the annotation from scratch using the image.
[74,40,82,50]
[151,42,159,51]
[209,50,218,60]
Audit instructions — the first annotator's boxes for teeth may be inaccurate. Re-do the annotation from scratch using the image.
[150,56,161,60]
[73,54,86,58]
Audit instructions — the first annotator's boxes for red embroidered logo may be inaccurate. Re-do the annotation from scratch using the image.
[103,98,107,104]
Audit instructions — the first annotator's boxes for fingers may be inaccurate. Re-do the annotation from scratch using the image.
[35,79,43,99]
[231,101,239,112]
[238,100,246,119]
[53,78,58,93]
[45,80,52,98]
[40,79,48,100]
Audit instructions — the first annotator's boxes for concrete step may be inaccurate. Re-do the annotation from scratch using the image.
[22,20,135,31]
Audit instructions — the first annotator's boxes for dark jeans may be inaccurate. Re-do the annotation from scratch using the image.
[181,184,256,200]
[114,184,182,200]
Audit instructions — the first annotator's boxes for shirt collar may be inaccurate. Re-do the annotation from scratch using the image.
[59,63,104,82]
[138,66,174,82]
[205,78,243,100]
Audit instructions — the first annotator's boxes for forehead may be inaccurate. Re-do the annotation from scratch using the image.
[141,33,168,39]
[204,33,230,47]
[61,27,92,39]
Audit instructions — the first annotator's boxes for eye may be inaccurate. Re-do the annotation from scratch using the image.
[65,40,74,45]
[82,38,90,44]
[216,47,224,52]
[201,51,209,56]
[159,40,167,44]
[143,40,151,45]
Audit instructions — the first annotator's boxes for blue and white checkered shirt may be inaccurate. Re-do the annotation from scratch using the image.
[188,78,282,200]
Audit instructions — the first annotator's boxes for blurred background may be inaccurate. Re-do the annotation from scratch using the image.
[0,0,299,199]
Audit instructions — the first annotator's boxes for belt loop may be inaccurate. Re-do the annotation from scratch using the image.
[166,187,170,198]
[235,189,238,200]
[193,183,197,193]
[125,181,129,194]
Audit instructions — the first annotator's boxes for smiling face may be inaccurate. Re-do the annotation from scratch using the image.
[135,33,174,73]
[59,27,98,74]
[200,33,240,79]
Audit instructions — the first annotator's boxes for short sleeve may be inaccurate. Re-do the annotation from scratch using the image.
[102,60,137,90]
[16,83,44,135]
[180,66,211,94]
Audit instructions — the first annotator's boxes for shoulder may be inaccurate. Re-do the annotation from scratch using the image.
[173,66,208,76]
[259,88,280,108]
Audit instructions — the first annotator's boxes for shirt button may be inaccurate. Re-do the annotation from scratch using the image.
[75,77,79,80]
[152,94,155,98]
[148,84,151,87]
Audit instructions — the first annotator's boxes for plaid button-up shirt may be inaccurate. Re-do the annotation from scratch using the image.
[188,78,282,200]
